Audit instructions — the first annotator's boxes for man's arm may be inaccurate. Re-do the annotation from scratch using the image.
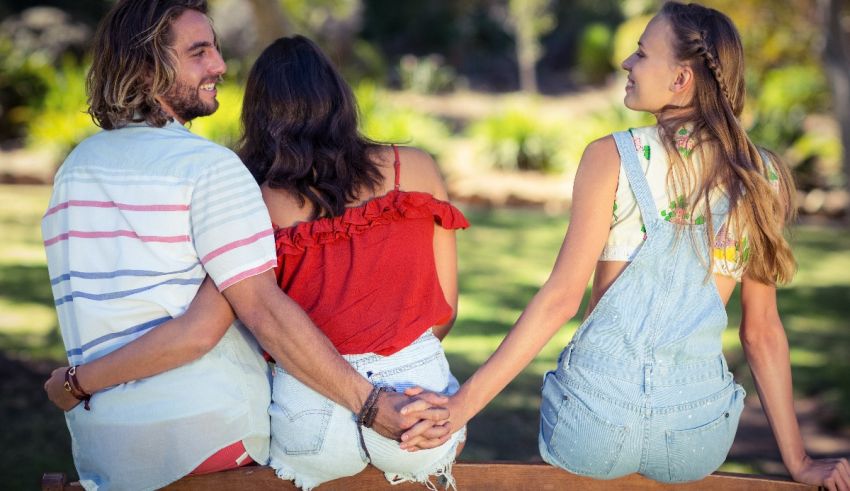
[222,270,450,440]
[45,277,234,410]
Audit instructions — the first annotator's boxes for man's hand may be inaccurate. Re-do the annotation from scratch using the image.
[370,386,450,443]
[399,387,469,451]
[44,366,81,412]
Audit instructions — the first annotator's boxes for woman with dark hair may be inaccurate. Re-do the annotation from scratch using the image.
[239,35,468,490]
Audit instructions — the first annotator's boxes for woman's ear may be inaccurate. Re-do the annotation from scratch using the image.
[670,64,694,93]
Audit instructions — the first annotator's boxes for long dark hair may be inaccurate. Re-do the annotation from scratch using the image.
[237,35,383,220]
[87,0,210,129]
[658,1,796,285]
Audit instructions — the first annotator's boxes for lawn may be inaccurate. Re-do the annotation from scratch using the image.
[1,184,848,489]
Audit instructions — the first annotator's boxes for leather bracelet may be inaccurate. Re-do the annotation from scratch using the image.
[63,366,92,410]
[355,385,395,461]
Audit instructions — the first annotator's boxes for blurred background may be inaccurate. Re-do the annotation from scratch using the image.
[1,0,848,489]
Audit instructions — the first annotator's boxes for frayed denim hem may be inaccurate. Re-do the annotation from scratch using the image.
[272,462,323,491]
[383,427,466,491]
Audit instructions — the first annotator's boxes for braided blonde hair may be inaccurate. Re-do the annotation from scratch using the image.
[657,1,796,285]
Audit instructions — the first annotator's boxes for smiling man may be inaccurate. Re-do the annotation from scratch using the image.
[41,1,449,489]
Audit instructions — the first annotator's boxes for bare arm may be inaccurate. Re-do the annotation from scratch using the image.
[45,277,234,410]
[402,136,620,447]
[425,151,459,341]
[740,277,850,489]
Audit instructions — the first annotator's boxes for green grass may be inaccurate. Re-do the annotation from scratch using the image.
[2,185,849,487]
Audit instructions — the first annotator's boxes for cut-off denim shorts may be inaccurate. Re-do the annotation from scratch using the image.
[269,330,465,491]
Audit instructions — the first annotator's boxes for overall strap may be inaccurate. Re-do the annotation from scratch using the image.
[392,144,401,191]
[613,131,659,231]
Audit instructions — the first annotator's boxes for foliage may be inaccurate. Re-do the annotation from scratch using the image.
[575,22,615,84]
[25,58,97,157]
[397,54,458,94]
[0,35,49,140]
[354,82,452,158]
[466,103,568,173]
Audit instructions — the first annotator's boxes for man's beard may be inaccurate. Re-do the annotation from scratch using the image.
[161,78,218,122]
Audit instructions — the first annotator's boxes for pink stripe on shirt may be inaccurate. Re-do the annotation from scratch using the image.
[218,259,277,290]
[200,229,274,265]
[44,200,190,217]
[44,230,191,247]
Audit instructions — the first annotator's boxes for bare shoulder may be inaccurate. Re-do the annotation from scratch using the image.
[371,145,447,199]
[582,135,619,166]
[260,184,309,228]
[575,135,620,181]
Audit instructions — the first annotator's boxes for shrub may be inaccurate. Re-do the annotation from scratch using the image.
[25,58,96,157]
[355,82,452,158]
[466,105,567,173]
[397,54,458,94]
[575,23,615,85]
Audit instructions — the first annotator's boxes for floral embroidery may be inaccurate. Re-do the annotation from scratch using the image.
[613,200,619,222]
[713,224,737,263]
[660,195,705,225]
[640,223,647,241]
[632,134,651,160]
[674,127,694,157]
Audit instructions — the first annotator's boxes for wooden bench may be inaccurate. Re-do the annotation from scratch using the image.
[42,462,820,490]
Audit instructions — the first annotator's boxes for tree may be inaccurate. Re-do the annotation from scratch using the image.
[508,0,554,93]
[821,0,850,218]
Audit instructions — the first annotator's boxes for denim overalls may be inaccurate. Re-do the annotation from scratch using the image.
[539,130,745,483]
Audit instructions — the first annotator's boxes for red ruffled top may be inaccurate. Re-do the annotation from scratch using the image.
[273,155,469,356]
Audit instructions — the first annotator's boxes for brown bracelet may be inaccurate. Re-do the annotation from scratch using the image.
[355,385,395,461]
[63,366,92,410]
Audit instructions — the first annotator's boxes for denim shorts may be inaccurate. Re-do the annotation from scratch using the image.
[538,346,745,483]
[269,330,465,491]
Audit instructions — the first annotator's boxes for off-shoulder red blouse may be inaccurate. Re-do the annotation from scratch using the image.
[272,148,469,355]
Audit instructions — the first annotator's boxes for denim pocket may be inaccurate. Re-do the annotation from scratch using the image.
[547,390,628,478]
[270,365,334,456]
[370,350,449,393]
[665,385,744,482]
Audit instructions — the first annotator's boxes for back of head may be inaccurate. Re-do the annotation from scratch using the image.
[658,1,796,285]
[87,0,209,129]
[238,35,382,219]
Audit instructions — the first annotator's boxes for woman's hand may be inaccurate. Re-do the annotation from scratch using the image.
[790,455,850,490]
[399,388,470,451]
[44,366,81,412]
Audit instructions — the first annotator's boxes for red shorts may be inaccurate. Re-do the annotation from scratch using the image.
[191,440,253,475]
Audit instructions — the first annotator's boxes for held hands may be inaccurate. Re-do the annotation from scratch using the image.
[399,387,470,452]
[44,366,82,411]
[790,455,850,491]
[370,386,452,450]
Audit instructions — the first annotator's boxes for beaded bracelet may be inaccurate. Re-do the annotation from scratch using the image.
[63,365,92,410]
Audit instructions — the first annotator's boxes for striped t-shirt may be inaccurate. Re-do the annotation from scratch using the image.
[42,120,275,490]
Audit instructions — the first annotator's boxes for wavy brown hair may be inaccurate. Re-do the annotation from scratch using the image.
[87,0,210,129]
[656,1,796,285]
[236,36,383,220]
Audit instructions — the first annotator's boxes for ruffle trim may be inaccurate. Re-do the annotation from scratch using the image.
[273,190,469,255]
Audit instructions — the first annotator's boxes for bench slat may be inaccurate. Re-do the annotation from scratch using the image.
[44,463,819,490]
